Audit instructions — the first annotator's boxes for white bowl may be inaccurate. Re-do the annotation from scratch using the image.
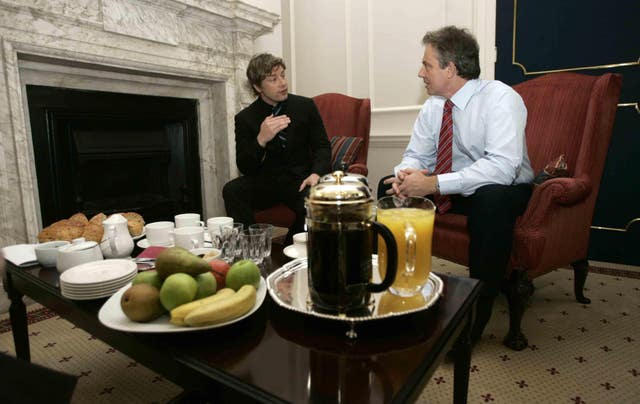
[34,240,70,267]
[189,247,221,262]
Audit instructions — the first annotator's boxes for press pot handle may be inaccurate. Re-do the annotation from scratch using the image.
[368,221,398,293]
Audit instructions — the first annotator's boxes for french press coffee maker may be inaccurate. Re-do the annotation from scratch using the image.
[305,171,398,314]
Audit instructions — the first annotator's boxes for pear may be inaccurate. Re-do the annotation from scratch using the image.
[155,247,210,280]
[120,284,166,322]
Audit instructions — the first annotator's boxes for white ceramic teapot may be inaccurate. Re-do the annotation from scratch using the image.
[100,213,134,258]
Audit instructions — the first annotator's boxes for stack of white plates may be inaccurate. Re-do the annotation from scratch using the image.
[59,259,138,300]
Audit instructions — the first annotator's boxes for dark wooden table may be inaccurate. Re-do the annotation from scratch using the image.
[3,244,480,403]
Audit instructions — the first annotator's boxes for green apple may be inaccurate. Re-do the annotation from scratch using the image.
[132,270,162,290]
[195,272,217,299]
[159,273,198,311]
[225,259,261,291]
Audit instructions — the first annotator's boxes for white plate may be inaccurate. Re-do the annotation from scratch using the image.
[98,277,267,333]
[136,239,173,249]
[60,272,137,292]
[283,245,306,259]
[61,283,130,300]
[60,259,137,285]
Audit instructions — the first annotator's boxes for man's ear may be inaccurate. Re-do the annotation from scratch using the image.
[447,62,457,78]
[253,84,262,94]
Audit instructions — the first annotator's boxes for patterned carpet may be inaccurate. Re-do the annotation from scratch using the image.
[1,258,638,403]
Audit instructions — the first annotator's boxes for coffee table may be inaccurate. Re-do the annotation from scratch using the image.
[3,245,480,403]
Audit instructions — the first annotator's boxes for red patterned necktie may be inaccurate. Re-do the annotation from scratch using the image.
[433,99,454,213]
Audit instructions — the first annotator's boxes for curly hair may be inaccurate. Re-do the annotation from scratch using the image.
[422,26,480,79]
[246,53,286,96]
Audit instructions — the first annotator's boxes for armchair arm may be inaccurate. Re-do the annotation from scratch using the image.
[536,176,592,205]
[518,176,592,229]
[347,163,368,176]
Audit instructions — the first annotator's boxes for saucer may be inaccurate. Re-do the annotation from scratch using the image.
[283,245,306,259]
[132,231,146,241]
[136,239,173,249]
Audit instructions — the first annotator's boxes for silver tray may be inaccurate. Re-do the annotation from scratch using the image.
[267,255,443,326]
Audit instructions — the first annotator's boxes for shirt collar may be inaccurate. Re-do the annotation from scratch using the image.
[450,79,482,111]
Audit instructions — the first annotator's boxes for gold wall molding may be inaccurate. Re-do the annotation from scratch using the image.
[592,218,640,233]
[511,0,639,75]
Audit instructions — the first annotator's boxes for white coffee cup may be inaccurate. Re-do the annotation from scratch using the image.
[206,216,233,237]
[292,232,308,257]
[175,213,204,228]
[173,226,205,250]
[145,221,175,246]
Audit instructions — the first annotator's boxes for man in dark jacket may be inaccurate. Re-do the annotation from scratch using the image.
[223,53,331,240]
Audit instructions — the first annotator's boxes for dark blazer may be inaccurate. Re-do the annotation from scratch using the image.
[234,94,331,181]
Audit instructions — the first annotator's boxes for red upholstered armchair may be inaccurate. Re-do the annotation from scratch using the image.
[254,93,371,228]
[433,72,622,350]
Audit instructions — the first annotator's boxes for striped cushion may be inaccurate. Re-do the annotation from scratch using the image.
[330,136,363,171]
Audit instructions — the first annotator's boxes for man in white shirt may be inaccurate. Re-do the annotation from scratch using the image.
[383,26,534,344]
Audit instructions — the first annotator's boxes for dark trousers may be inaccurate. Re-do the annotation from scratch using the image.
[223,175,308,238]
[377,176,532,339]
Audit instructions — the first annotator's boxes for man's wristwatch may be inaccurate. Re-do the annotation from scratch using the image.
[435,178,440,195]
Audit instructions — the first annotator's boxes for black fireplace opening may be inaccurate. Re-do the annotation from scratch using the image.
[27,85,202,226]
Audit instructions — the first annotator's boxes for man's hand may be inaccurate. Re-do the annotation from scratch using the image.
[383,168,431,196]
[397,168,438,197]
[299,173,321,191]
[383,175,403,195]
[257,114,291,147]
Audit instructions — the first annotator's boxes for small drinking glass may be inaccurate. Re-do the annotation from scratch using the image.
[219,222,243,263]
[249,223,273,259]
[241,229,265,265]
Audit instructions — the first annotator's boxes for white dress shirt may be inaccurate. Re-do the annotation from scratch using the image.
[395,79,534,196]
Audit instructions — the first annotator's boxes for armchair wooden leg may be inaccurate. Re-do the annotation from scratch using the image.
[571,259,591,304]
[502,269,533,351]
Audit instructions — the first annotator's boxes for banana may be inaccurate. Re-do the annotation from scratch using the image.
[184,284,257,327]
[170,288,235,326]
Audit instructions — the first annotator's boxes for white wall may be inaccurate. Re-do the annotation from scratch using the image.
[245,0,284,55]
[254,0,496,195]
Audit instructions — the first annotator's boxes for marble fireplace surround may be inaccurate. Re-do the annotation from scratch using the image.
[0,0,279,246]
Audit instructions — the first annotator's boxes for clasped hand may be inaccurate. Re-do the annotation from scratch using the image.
[383,168,438,198]
[257,114,291,147]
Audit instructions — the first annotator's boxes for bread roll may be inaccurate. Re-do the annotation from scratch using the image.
[82,222,104,242]
[89,212,107,226]
[122,212,145,236]
[68,212,89,225]
[38,219,85,242]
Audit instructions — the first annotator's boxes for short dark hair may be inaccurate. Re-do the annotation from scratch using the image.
[246,53,286,96]
[422,26,480,79]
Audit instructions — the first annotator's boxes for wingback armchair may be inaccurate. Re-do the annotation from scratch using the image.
[433,72,622,350]
[254,93,372,228]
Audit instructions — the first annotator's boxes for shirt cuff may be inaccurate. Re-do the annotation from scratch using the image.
[437,172,462,195]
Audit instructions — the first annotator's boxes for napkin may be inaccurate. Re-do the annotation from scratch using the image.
[2,244,38,267]
[135,246,167,260]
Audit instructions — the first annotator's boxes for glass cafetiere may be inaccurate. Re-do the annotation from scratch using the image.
[306,171,398,315]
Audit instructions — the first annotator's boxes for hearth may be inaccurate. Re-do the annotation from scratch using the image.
[27,85,202,225]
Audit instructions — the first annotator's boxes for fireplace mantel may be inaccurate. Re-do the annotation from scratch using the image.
[0,0,279,246]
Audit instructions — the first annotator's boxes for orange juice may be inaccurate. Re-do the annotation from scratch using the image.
[377,207,435,296]
[377,291,427,315]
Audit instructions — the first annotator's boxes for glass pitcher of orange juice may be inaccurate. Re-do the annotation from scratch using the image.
[377,196,435,297]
